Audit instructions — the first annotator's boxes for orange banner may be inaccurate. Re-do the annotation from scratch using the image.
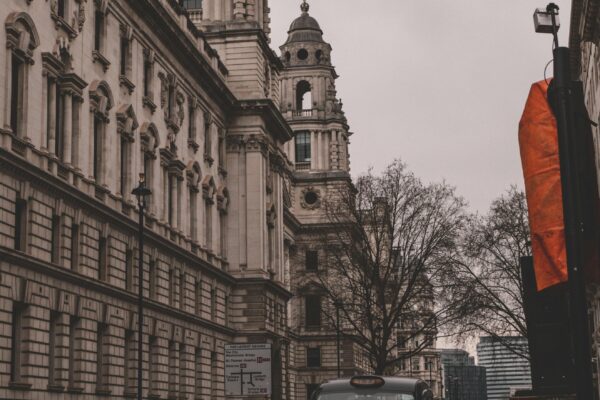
[519,80,568,290]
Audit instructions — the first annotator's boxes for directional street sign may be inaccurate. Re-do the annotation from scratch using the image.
[225,343,272,397]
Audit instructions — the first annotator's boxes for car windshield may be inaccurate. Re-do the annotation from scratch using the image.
[316,393,415,400]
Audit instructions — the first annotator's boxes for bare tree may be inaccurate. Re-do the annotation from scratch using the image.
[443,187,531,360]
[318,160,468,374]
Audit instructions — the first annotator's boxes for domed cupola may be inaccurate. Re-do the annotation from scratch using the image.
[280,1,332,67]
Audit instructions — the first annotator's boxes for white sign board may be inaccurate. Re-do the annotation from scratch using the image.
[225,343,272,397]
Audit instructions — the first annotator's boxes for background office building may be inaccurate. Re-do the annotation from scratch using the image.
[477,337,532,400]
[440,349,487,400]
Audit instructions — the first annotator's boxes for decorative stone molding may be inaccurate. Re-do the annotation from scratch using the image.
[300,186,321,209]
[201,175,216,203]
[116,104,138,141]
[217,185,229,214]
[186,161,201,190]
[266,202,277,228]
[5,11,40,63]
[89,80,113,120]
[140,122,160,157]
[176,91,185,127]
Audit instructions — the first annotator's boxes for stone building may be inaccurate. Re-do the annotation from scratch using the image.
[569,0,600,396]
[0,0,364,399]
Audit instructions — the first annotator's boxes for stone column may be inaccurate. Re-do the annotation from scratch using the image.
[47,79,57,155]
[40,72,48,152]
[310,130,316,169]
[170,174,178,229]
[324,130,330,170]
[163,168,169,222]
[62,91,73,165]
[100,121,108,186]
[72,98,81,171]
[176,178,182,232]
[3,48,12,133]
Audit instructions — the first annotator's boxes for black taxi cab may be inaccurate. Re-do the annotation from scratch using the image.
[309,375,434,400]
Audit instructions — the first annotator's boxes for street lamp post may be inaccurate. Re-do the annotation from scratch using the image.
[334,300,342,378]
[132,174,151,400]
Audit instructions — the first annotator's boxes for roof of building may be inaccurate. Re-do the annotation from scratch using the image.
[285,1,324,44]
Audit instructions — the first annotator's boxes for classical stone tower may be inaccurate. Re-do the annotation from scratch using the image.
[280,2,364,397]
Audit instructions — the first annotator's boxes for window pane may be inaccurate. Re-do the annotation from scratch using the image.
[307,347,321,367]
[306,250,318,271]
[305,295,321,327]
[182,0,203,9]
[295,132,311,163]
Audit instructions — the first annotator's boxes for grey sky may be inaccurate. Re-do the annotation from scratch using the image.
[269,0,572,213]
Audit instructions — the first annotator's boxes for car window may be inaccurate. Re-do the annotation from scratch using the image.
[316,393,415,400]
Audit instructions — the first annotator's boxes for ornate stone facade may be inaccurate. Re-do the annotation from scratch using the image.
[0,0,368,399]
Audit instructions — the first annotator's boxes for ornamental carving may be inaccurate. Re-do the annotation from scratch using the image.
[176,91,185,127]
[300,186,321,210]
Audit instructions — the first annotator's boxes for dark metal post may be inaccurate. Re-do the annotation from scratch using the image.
[335,302,341,378]
[551,44,594,400]
[132,175,151,400]
[540,5,594,398]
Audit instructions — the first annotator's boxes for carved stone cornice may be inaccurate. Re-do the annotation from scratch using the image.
[59,73,88,98]
[234,99,293,142]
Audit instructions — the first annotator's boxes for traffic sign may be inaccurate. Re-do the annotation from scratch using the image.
[225,343,272,396]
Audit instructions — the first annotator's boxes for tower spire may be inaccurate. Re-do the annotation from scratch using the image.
[301,0,309,13]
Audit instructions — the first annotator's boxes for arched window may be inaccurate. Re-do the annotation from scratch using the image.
[5,12,40,140]
[296,80,312,111]
[89,80,114,185]
[116,104,139,198]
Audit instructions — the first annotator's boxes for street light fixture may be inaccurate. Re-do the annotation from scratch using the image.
[334,300,342,378]
[132,173,151,400]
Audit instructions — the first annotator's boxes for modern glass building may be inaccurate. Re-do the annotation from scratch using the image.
[440,349,487,400]
[477,337,532,400]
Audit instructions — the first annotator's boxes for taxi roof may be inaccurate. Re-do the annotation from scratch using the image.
[318,376,423,393]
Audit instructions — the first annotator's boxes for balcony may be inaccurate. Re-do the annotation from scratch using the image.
[187,8,203,24]
[295,162,311,171]
[293,109,313,117]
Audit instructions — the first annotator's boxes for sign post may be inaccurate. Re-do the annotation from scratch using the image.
[225,344,272,397]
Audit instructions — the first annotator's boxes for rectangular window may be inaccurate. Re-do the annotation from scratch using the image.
[124,330,135,393]
[190,190,197,241]
[182,0,203,9]
[57,0,66,18]
[168,341,177,397]
[149,260,157,299]
[305,295,321,328]
[179,272,185,309]
[149,336,158,394]
[70,223,79,270]
[188,103,195,140]
[194,348,202,398]
[195,279,202,315]
[210,287,216,321]
[204,118,211,156]
[68,316,80,388]
[168,175,174,226]
[94,11,103,52]
[120,138,127,196]
[306,347,321,368]
[179,344,186,399]
[10,55,21,135]
[48,311,61,385]
[144,154,153,211]
[143,60,151,97]
[205,202,212,250]
[14,197,27,251]
[98,237,107,281]
[55,83,63,158]
[51,214,61,264]
[93,117,101,179]
[411,357,420,372]
[305,250,318,271]
[96,323,108,388]
[169,269,176,306]
[295,131,311,163]
[210,351,217,398]
[120,36,128,76]
[125,248,133,291]
[10,302,26,383]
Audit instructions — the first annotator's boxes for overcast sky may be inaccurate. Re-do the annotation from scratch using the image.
[269,0,572,213]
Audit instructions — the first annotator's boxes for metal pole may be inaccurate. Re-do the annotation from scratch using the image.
[137,199,144,400]
[336,303,341,378]
[551,45,594,400]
